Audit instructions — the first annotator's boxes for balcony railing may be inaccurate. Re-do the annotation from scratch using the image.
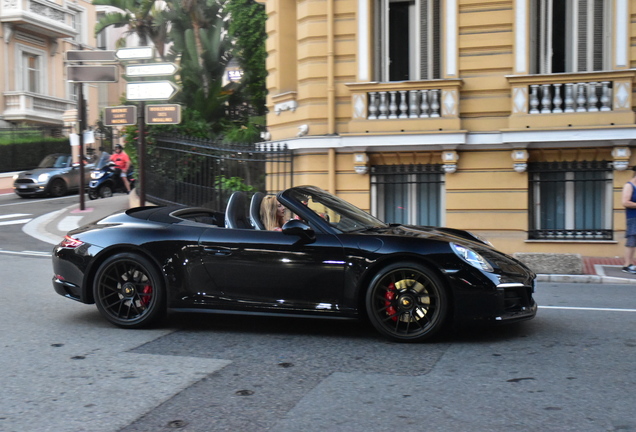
[345,80,463,134]
[507,70,636,128]
[0,0,76,39]
[3,91,74,125]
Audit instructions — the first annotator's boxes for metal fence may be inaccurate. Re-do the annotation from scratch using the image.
[145,134,292,210]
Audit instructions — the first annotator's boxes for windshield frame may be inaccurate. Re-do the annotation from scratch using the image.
[279,186,389,234]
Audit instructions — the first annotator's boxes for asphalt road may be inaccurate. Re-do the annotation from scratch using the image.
[1,191,635,431]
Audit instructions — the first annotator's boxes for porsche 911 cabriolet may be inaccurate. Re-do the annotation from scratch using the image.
[52,185,537,342]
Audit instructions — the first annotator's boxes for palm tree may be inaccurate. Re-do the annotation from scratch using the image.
[94,0,169,60]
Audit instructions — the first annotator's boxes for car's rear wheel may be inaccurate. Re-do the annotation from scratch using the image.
[99,185,113,198]
[93,253,165,328]
[49,179,67,197]
[366,262,448,342]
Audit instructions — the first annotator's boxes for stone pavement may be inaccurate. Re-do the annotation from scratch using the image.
[2,171,636,283]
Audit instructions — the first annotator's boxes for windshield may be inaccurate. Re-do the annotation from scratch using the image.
[95,152,112,169]
[38,154,71,169]
[284,186,388,233]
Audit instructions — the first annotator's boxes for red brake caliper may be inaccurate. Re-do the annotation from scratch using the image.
[141,285,153,307]
[384,282,398,321]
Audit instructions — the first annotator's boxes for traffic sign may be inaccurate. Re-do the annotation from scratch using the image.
[116,47,155,61]
[126,62,179,77]
[126,81,180,101]
[145,104,181,124]
[67,65,119,82]
[104,106,137,126]
[66,50,116,62]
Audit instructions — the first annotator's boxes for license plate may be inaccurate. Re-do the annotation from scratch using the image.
[19,185,28,189]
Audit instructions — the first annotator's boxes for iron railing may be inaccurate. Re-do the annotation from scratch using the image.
[146,134,292,210]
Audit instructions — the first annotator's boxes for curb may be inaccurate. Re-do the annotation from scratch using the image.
[536,274,636,284]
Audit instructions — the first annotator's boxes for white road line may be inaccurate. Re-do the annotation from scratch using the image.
[0,213,31,219]
[0,250,51,257]
[539,305,636,313]
[0,218,32,226]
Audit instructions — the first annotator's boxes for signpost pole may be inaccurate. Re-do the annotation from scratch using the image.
[137,101,146,206]
[76,45,86,211]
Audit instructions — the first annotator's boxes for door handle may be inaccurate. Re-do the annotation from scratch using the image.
[203,247,232,256]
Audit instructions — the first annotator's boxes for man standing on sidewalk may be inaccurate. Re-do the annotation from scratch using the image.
[621,167,636,273]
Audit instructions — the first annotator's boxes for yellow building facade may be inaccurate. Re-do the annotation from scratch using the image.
[263,0,636,257]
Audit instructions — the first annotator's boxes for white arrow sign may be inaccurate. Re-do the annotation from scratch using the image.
[126,63,179,77]
[126,81,180,101]
[116,46,155,61]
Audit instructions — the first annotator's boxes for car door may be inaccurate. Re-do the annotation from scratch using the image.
[198,226,347,313]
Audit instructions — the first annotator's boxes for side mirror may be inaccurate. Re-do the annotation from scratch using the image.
[282,219,316,243]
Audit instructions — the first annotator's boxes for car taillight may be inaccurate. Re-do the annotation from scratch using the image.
[59,235,84,249]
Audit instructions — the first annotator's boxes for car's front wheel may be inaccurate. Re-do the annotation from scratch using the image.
[49,179,67,197]
[366,262,448,342]
[93,253,166,328]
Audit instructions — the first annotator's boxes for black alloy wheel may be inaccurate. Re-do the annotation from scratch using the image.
[366,262,448,342]
[94,253,165,328]
[87,189,98,200]
[49,179,68,197]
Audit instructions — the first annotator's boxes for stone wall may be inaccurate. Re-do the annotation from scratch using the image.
[513,253,583,275]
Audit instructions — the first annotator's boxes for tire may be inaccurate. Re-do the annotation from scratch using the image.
[365,262,448,342]
[88,189,98,200]
[99,184,113,198]
[49,179,68,197]
[93,253,166,328]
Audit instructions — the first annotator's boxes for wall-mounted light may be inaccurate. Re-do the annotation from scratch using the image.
[353,152,369,175]
[511,149,529,173]
[442,150,458,174]
[612,146,631,170]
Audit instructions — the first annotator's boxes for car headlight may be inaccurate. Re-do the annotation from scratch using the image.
[450,243,494,272]
[91,171,104,179]
[12,174,18,180]
[38,173,50,183]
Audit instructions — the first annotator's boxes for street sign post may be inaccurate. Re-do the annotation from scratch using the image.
[126,81,180,101]
[67,65,119,82]
[66,50,116,62]
[104,106,137,126]
[126,63,179,77]
[116,47,155,61]
[145,104,181,124]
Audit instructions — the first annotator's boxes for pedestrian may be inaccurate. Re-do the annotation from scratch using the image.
[621,166,636,273]
[109,144,131,194]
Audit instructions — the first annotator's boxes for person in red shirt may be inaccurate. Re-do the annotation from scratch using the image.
[109,144,131,193]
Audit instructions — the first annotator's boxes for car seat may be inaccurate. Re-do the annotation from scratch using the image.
[224,191,251,229]
[249,192,266,230]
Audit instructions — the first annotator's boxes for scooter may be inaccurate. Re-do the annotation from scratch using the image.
[87,152,136,200]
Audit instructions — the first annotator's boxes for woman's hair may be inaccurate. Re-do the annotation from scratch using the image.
[260,195,282,231]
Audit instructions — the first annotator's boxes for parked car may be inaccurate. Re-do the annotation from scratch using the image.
[52,186,537,342]
[13,153,93,198]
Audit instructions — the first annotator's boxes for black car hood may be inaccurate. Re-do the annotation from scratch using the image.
[360,224,488,246]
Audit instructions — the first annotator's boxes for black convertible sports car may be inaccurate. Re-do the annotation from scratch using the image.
[52,185,537,342]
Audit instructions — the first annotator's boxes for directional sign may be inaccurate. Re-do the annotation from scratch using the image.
[126,81,180,101]
[116,47,155,61]
[66,50,116,62]
[145,104,181,124]
[126,62,179,77]
[104,106,137,126]
[67,65,119,82]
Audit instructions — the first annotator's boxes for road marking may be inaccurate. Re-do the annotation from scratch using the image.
[0,213,31,219]
[540,305,636,313]
[0,218,33,226]
[57,215,83,232]
[0,249,51,257]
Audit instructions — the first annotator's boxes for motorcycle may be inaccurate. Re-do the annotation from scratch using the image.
[87,152,136,200]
